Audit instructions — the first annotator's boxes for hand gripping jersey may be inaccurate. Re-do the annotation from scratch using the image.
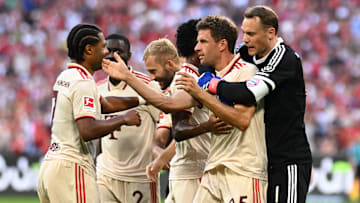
[168,63,211,180]
[206,54,268,181]
[45,63,101,175]
[96,67,161,182]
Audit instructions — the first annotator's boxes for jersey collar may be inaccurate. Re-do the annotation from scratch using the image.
[108,66,134,90]
[67,63,93,80]
[181,63,199,76]
[216,54,241,78]
[253,37,284,65]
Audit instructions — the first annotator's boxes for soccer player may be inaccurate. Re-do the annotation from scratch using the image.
[102,37,231,202]
[146,19,203,184]
[96,33,162,203]
[37,24,141,203]
[174,15,268,202]
[182,6,313,203]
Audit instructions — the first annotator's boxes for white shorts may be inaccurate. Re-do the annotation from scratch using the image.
[194,165,267,203]
[165,178,201,203]
[97,173,160,203]
[37,159,99,203]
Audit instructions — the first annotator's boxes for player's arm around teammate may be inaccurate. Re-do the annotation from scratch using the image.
[172,112,232,142]
[176,72,256,130]
[146,113,231,182]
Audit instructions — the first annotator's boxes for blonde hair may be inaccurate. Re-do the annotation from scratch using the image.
[143,38,180,66]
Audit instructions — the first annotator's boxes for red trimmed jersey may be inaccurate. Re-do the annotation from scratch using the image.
[96,68,161,182]
[168,63,211,180]
[45,63,101,174]
[206,55,267,181]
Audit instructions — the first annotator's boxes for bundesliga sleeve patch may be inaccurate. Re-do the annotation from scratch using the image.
[82,96,96,112]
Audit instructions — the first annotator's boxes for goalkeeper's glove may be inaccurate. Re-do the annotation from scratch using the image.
[197,72,221,94]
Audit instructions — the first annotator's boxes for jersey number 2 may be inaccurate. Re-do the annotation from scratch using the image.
[132,191,143,203]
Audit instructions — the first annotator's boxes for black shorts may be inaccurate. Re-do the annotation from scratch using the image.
[267,163,312,203]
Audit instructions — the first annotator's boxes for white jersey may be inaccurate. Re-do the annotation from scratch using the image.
[157,112,172,129]
[157,87,172,129]
[169,63,211,180]
[96,68,161,182]
[45,63,100,175]
[206,54,268,180]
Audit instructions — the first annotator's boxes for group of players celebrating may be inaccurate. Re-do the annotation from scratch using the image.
[37,5,312,203]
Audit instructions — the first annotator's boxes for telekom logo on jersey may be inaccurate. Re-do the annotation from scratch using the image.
[82,96,95,112]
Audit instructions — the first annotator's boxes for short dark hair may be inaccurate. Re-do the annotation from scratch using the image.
[176,18,200,57]
[106,33,131,52]
[197,15,238,53]
[66,24,102,62]
[244,5,279,34]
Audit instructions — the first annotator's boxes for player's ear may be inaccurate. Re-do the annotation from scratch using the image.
[267,27,276,40]
[218,39,227,52]
[84,44,94,56]
[166,59,177,71]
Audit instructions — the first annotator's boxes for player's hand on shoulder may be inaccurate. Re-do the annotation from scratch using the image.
[124,110,141,126]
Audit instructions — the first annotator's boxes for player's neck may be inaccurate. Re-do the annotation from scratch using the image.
[76,61,94,75]
[215,53,234,72]
[259,37,278,59]
[186,55,200,67]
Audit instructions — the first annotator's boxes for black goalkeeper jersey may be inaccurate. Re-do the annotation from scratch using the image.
[235,39,312,166]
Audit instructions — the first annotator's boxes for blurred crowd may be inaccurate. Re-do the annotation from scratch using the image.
[0,0,359,157]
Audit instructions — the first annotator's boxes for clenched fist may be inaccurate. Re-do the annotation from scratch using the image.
[124,110,141,126]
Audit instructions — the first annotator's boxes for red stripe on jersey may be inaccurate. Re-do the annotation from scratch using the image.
[252,178,255,203]
[183,66,199,77]
[133,71,151,78]
[78,165,82,203]
[133,71,151,80]
[75,116,96,121]
[82,168,86,203]
[156,125,171,129]
[134,73,151,84]
[149,182,157,203]
[183,109,193,115]
[69,66,91,80]
[234,63,241,70]
[257,179,261,203]
[255,179,258,203]
[75,164,79,203]
[223,55,241,77]
[134,75,151,83]
[149,183,153,203]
